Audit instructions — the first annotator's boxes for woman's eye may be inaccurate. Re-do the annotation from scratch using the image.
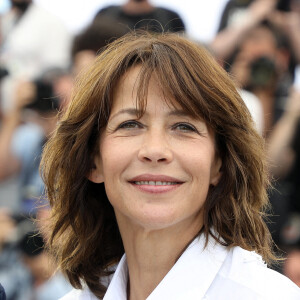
[117,120,143,130]
[173,123,197,133]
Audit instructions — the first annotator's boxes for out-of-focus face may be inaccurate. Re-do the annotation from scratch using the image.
[72,50,96,77]
[22,252,52,281]
[89,66,221,233]
[239,27,277,59]
[230,26,279,88]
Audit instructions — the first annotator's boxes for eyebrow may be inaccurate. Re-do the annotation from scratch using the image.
[109,108,141,121]
[109,108,193,121]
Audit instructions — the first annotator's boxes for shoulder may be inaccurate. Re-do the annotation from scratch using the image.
[96,5,119,15]
[156,7,179,17]
[59,287,98,300]
[214,246,300,299]
[59,289,80,300]
[153,7,185,31]
[11,123,44,160]
[154,7,183,20]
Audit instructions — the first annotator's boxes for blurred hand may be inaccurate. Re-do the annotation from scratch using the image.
[270,10,300,32]
[0,209,16,247]
[249,0,277,21]
[13,80,36,111]
[229,50,253,88]
[284,89,300,117]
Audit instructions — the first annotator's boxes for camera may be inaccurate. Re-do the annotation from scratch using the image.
[248,56,277,89]
[24,80,59,112]
[277,0,291,11]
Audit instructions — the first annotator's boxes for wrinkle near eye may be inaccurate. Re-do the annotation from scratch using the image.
[104,123,117,135]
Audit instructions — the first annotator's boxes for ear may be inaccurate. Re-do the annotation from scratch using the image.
[210,156,222,186]
[87,155,104,183]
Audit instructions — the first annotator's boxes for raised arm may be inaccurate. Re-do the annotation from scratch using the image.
[210,0,277,61]
[267,89,300,178]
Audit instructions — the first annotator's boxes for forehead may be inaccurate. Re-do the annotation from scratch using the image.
[243,27,276,48]
[240,27,277,58]
[112,65,183,114]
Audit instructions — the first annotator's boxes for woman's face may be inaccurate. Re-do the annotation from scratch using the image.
[90,66,222,232]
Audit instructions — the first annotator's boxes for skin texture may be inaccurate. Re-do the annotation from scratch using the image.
[89,66,222,299]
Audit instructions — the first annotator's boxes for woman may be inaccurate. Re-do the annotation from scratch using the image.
[41,33,300,299]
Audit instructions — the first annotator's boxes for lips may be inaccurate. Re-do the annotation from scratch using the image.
[128,174,184,193]
[134,181,178,185]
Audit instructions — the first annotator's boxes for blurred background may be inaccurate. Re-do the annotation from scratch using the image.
[0,0,229,42]
[0,0,300,299]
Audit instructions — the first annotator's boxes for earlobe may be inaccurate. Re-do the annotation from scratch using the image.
[87,156,104,183]
[210,157,222,186]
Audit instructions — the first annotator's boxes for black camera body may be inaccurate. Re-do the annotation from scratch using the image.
[24,80,59,112]
[248,56,277,89]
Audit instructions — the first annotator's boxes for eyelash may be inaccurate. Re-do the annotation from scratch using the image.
[117,120,198,134]
[117,120,143,130]
[172,122,198,133]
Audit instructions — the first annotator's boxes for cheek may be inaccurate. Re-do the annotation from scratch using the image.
[100,138,134,179]
[178,143,216,179]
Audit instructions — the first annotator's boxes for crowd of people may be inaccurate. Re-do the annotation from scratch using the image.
[0,0,299,299]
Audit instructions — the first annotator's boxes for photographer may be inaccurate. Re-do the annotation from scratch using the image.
[211,0,299,65]
[228,21,292,136]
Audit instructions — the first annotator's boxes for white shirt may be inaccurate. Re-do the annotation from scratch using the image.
[239,89,264,135]
[61,234,300,300]
[0,3,71,78]
[0,3,72,113]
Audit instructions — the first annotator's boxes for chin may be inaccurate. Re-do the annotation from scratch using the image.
[133,209,195,231]
[127,208,180,231]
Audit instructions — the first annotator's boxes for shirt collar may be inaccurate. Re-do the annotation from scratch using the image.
[104,233,228,300]
[103,255,128,300]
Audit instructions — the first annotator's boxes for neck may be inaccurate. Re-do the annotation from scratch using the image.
[122,0,154,15]
[116,212,203,300]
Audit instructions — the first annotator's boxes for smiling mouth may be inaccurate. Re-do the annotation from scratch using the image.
[129,179,183,194]
[133,181,180,186]
[128,174,184,193]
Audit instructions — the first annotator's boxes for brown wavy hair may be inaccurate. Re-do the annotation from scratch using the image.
[41,32,274,299]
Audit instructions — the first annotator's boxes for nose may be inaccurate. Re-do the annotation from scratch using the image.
[137,129,173,164]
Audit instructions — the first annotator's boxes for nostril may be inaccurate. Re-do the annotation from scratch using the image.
[143,156,152,162]
[138,143,173,163]
[142,156,167,163]
[157,158,167,162]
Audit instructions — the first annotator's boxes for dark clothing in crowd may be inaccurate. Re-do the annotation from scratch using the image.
[0,284,6,300]
[95,5,185,33]
[268,120,300,250]
[282,121,300,247]
[290,122,300,214]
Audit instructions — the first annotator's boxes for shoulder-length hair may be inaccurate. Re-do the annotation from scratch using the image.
[41,32,274,298]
